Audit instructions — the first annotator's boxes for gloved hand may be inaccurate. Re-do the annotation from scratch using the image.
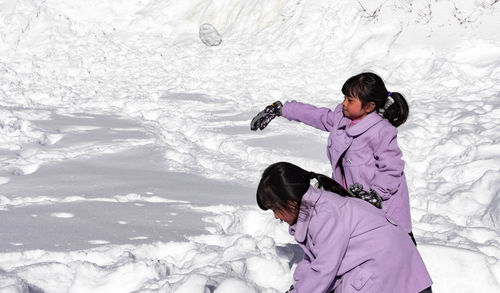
[347,183,382,208]
[250,101,283,131]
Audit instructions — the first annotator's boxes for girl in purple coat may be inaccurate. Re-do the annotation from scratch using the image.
[257,162,433,293]
[251,72,415,242]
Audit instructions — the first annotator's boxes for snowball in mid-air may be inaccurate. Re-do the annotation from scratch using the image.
[199,23,222,46]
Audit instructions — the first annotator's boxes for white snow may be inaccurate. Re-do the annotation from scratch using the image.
[0,0,499,292]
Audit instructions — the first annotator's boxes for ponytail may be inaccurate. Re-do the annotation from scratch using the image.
[312,173,382,209]
[382,92,408,127]
[309,172,350,198]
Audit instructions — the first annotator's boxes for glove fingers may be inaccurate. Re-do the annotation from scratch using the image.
[251,101,283,131]
[348,183,382,209]
[250,111,266,131]
[250,110,277,131]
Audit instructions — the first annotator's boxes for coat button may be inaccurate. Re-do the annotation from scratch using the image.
[353,279,363,289]
[346,158,351,164]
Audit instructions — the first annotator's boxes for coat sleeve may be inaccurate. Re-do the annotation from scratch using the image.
[370,126,404,200]
[292,254,312,285]
[281,101,340,132]
[289,207,349,293]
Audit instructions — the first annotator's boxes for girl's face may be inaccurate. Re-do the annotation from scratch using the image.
[342,96,374,120]
[272,202,298,225]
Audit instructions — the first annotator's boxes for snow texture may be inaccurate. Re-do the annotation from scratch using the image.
[0,0,499,292]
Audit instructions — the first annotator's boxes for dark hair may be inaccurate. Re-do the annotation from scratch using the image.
[341,72,409,127]
[256,162,350,213]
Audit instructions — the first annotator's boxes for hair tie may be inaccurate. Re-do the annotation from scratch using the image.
[382,91,394,109]
[378,92,395,116]
[384,96,394,110]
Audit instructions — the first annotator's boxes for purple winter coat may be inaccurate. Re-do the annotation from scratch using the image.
[282,101,412,233]
[289,187,432,293]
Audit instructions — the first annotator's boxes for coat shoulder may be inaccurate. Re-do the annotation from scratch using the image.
[364,119,398,145]
[313,189,348,215]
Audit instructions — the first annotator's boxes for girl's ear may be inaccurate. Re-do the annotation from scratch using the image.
[364,101,376,113]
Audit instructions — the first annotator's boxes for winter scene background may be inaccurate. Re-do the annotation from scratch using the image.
[0,0,499,292]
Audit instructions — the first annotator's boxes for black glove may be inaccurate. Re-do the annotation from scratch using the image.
[250,101,283,131]
[347,183,382,208]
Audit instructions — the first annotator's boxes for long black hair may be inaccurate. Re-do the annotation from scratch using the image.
[256,162,350,213]
[342,72,409,127]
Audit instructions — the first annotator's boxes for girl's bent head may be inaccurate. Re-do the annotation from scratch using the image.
[256,162,309,214]
[341,72,409,127]
[257,162,350,223]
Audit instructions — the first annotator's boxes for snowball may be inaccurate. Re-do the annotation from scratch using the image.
[199,23,222,47]
[172,274,209,293]
[214,278,257,293]
[245,255,290,290]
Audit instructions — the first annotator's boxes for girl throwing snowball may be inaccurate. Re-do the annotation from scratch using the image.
[257,162,433,293]
[251,72,415,241]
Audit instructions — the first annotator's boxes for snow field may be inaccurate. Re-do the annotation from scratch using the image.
[0,207,296,293]
[0,0,499,292]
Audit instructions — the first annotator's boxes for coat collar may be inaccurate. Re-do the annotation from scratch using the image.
[338,111,384,137]
[289,186,321,243]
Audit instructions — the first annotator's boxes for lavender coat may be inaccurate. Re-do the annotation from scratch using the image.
[282,101,412,233]
[289,187,432,293]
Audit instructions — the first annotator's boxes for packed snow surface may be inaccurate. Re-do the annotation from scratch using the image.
[0,0,499,292]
